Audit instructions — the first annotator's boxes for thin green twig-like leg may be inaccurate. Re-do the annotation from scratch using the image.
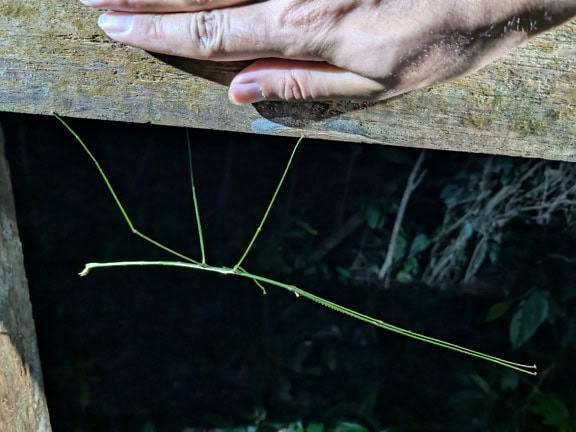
[186,129,206,265]
[54,113,199,265]
[233,138,302,271]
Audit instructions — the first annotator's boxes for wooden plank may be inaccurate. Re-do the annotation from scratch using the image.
[0,3,574,160]
[0,123,52,431]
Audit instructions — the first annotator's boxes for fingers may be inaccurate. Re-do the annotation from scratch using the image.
[81,0,250,13]
[96,4,326,61]
[228,59,387,104]
[96,9,269,60]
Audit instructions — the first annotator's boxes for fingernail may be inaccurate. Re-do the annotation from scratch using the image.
[79,0,97,5]
[98,13,133,35]
[229,83,265,105]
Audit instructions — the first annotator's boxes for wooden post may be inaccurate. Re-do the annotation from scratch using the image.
[0,123,52,431]
[0,3,574,160]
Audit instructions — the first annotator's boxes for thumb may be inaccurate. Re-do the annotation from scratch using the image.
[228,59,386,104]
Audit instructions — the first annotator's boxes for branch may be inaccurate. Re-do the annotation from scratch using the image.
[378,150,426,286]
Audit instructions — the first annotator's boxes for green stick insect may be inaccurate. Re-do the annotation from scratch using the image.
[55,114,537,376]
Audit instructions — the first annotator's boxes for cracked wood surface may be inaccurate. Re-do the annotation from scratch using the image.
[0,3,574,160]
[0,123,52,432]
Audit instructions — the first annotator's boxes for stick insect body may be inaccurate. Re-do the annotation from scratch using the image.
[55,114,537,376]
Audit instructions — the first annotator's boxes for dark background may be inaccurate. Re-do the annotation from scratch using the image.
[2,113,575,432]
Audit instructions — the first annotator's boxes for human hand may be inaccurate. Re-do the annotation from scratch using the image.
[82,0,575,104]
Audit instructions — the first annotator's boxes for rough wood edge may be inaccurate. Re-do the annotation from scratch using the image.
[0,122,52,432]
[0,3,575,160]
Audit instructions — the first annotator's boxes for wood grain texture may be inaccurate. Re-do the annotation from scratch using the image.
[0,2,574,160]
[0,123,52,432]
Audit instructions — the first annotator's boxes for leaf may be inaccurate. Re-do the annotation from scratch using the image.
[333,422,369,432]
[510,291,550,349]
[530,393,571,426]
[408,233,431,256]
[486,301,512,322]
[488,241,501,264]
[460,221,475,241]
[293,219,319,236]
[403,255,419,273]
[396,256,418,284]
[440,184,463,209]
[469,373,492,396]
[305,422,325,432]
[335,267,352,280]
[392,230,408,262]
[395,270,413,284]
[365,204,382,230]
[288,421,305,432]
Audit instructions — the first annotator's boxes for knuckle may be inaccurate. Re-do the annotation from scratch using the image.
[282,0,328,31]
[116,0,133,8]
[189,11,225,57]
[281,71,308,101]
[150,15,166,38]
[279,0,335,58]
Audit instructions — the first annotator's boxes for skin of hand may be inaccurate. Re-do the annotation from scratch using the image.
[80,0,576,104]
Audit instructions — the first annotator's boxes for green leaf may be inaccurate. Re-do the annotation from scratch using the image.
[365,205,382,230]
[530,393,571,426]
[460,221,475,241]
[469,373,492,395]
[402,255,419,274]
[408,233,431,256]
[510,291,550,349]
[392,231,408,262]
[396,256,418,283]
[293,219,319,236]
[395,270,413,284]
[288,421,305,432]
[306,422,325,432]
[430,226,443,242]
[486,300,512,322]
[336,267,352,280]
[333,422,370,432]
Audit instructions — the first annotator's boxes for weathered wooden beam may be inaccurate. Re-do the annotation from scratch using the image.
[0,123,52,431]
[0,3,574,160]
